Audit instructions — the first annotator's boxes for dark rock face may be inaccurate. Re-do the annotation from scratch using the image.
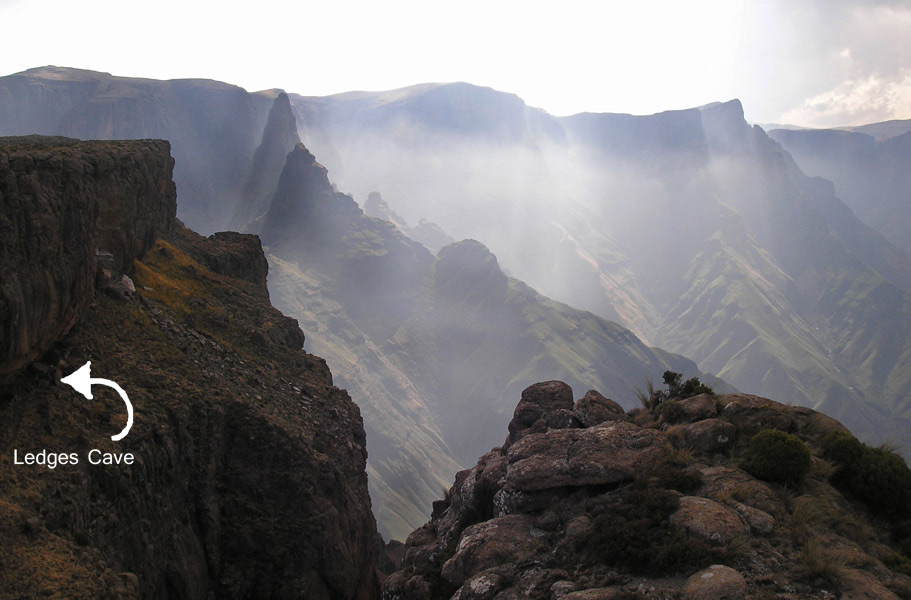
[0,139,379,599]
[0,67,270,234]
[0,136,176,380]
[195,231,271,295]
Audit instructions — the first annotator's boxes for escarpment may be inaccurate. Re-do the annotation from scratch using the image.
[385,380,911,600]
[0,137,379,599]
[0,136,177,379]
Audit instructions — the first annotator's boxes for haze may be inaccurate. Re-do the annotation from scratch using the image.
[1,0,909,127]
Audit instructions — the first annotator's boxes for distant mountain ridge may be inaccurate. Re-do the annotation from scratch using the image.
[769,125,911,258]
[3,66,909,537]
[284,85,911,453]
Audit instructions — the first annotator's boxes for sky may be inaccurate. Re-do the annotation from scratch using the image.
[1,0,909,128]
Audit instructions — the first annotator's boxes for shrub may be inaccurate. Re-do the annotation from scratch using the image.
[587,486,711,575]
[822,431,911,521]
[639,371,715,413]
[655,400,686,424]
[881,552,911,577]
[740,429,811,486]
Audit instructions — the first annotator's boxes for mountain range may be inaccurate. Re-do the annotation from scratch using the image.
[2,66,909,540]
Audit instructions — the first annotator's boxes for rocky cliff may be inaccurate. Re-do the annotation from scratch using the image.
[0,136,177,380]
[385,380,911,600]
[0,137,379,599]
[0,67,279,233]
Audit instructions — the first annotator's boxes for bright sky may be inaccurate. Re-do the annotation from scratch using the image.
[1,0,909,127]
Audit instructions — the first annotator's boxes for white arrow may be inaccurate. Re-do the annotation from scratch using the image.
[61,361,134,441]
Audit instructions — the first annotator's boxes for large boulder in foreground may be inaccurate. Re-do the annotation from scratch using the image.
[506,420,665,491]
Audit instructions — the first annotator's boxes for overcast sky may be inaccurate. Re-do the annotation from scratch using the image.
[1,0,908,127]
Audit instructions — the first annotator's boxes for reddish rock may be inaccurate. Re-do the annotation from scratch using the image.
[441,515,541,586]
[676,419,736,453]
[681,565,747,599]
[506,421,666,492]
[670,496,750,546]
[698,466,787,518]
[677,393,721,422]
[561,589,629,600]
[507,381,575,445]
[573,390,625,427]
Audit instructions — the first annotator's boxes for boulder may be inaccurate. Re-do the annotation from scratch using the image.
[731,502,775,536]
[681,565,747,599]
[675,419,736,453]
[670,496,749,546]
[505,421,666,492]
[573,390,625,427]
[677,394,720,422]
[720,394,795,437]
[441,515,542,586]
[697,466,787,518]
[507,381,575,445]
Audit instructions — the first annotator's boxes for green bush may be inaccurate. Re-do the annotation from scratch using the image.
[881,552,911,577]
[640,371,715,412]
[655,400,686,424]
[822,431,911,521]
[740,429,811,486]
[587,486,711,575]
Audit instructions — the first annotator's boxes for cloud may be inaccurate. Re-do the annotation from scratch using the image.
[780,72,911,127]
[769,1,911,126]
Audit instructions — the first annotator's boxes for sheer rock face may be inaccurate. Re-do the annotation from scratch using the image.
[231,91,301,232]
[0,137,379,599]
[383,383,911,600]
[0,136,176,379]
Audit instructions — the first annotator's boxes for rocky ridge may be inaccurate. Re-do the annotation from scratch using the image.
[385,380,911,600]
[0,137,379,599]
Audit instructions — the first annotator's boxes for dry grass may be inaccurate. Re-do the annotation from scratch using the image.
[799,537,842,588]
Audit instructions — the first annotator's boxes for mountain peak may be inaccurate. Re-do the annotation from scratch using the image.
[433,239,508,301]
[230,91,301,231]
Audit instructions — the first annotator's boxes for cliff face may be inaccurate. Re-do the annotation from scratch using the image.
[0,136,177,380]
[0,137,379,599]
[385,381,911,600]
[0,67,277,233]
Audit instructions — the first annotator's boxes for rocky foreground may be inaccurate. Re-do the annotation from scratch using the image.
[384,381,911,600]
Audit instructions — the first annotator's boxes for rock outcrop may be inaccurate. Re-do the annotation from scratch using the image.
[0,136,176,380]
[384,381,911,600]
[0,137,379,599]
[231,91,301,232]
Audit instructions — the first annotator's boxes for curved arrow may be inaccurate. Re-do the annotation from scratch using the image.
[61,361,134,441]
